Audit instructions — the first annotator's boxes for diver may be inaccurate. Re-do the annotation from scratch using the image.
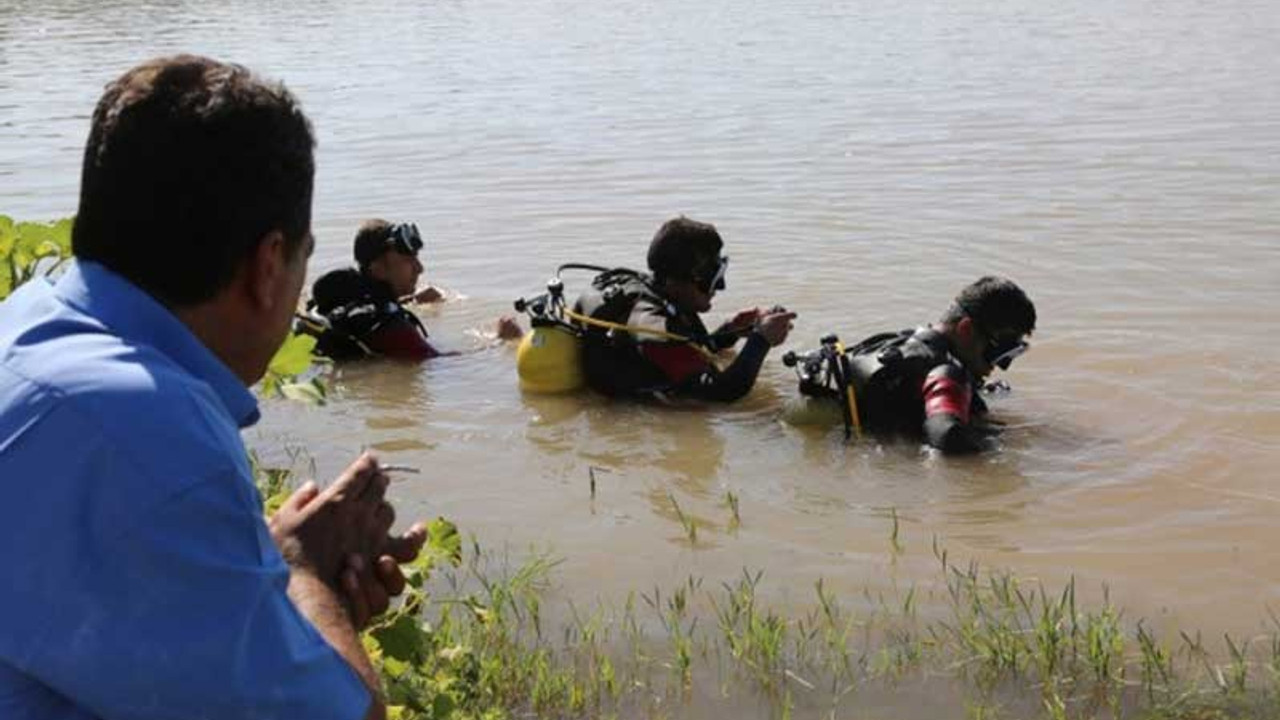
[567,216,796,401]
[302,219,522,360]
[785,276,1036,453]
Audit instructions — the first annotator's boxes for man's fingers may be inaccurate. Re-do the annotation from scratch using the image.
[280,481,319,514]
[375,555,407,597]
[373,500,396,538]
[364,573,390,618]
[324,451,380,501]
[358,468,391,505]
[342,560,370,629]
[383,522,427,562]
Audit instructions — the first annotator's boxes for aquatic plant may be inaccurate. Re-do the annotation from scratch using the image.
[0,214,73,301]
[255,455,1280,720]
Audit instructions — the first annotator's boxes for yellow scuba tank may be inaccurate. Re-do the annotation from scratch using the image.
[516,321,584,393]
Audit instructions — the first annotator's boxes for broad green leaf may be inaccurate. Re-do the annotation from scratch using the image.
[429,692,456,720]
[257,374,282,398]
[280,380,326,405]
[0,215,74,301]
[413,517,462,571]
[382,655,411,679]
[16,218,72,260]
[0,216,15,251]
[370,612,428,663]
[268,332,317,377]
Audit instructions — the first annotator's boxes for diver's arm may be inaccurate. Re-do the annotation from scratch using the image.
[708,308,766,351]
[686,332,771,402]
[366,320,442,360]
[706,328,744,352]
[921,364,986,454]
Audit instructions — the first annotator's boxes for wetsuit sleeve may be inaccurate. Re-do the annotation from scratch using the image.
[366,319,440,360]
[921,364,985,454]
[642,332,770,403]
[706,324,745,352]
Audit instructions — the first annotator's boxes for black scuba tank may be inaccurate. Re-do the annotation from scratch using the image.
[845,327,953,433]
[572,269,671,397]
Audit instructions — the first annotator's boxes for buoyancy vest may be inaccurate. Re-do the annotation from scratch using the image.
[302,268,429,360]
[843,326,971,435]
[572,270,714,397]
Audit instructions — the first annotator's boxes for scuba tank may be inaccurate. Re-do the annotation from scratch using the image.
[512,264,651,394]
[513,277,584,393]
[783,327,952,440]
[513,264,717,395]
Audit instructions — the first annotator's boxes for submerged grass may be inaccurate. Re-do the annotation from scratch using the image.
[253,458,1280,720]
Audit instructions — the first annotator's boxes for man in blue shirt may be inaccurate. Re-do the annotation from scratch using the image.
[0,56,419,719]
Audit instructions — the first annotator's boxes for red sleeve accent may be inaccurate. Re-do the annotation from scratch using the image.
[367,321,440,360]
[641,343,711,384]
[922,367,971,423]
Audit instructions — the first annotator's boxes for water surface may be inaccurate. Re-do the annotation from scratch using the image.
[3,0,1279,692]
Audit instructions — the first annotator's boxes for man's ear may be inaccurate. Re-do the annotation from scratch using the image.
[956,316,977,344]
[246,230,288,310]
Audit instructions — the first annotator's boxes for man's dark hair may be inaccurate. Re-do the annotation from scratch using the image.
[72,55,315,307]
[353,219,395,271]
[941,276,1037,336]
[647,216,723,283]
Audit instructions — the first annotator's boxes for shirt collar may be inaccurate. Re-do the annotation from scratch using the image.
[54,261,261,428]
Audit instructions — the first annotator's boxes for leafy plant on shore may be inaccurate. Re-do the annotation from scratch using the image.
[252,457,1280,720]
[0,215,73,301]
[260,331,329,404]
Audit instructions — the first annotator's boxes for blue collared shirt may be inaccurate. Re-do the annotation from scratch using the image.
[0,261,369,720]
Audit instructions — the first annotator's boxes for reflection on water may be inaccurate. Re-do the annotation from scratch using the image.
[4,0,1280,690]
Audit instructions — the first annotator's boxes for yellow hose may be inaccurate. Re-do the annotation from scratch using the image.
[834,341,863,439]
[563,307,718,363]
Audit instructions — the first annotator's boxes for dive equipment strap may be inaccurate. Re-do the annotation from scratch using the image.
[833,340,863,440]
[563,306,718,363]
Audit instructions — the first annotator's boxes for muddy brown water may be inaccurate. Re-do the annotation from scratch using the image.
[3,0,1279,711]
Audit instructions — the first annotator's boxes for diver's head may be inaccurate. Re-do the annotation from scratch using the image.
[647,216,727,314]
[939,276,1036,380]
[355,219,424,297]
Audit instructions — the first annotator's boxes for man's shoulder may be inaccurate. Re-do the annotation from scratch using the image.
[1,302,247,482]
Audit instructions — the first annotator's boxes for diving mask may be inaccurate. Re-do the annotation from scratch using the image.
[985,336,1029,371]
[387,223,424,256]
[694,256,729,296]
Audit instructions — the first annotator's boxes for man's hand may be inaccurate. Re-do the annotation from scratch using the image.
[268,453,395,592]
[340,523,427,629]
[412,286,445,304]
[754,310,797,347]
[495,316,524,341]
[723,307,763,333]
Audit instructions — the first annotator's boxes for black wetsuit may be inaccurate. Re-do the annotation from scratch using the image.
[843,327,990,453]
[303,269,439,361]
[574,272,770,402]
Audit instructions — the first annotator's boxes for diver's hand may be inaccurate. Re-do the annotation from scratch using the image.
[754,310,797,347]
[723,307,763,333]
[412,286,445,304]
[495,316,524,341]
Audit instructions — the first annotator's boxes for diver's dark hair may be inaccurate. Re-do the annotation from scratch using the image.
[73,55,315,307]
[647,216,723,284]
[941,276,1036,336]
[353,218,395,270]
